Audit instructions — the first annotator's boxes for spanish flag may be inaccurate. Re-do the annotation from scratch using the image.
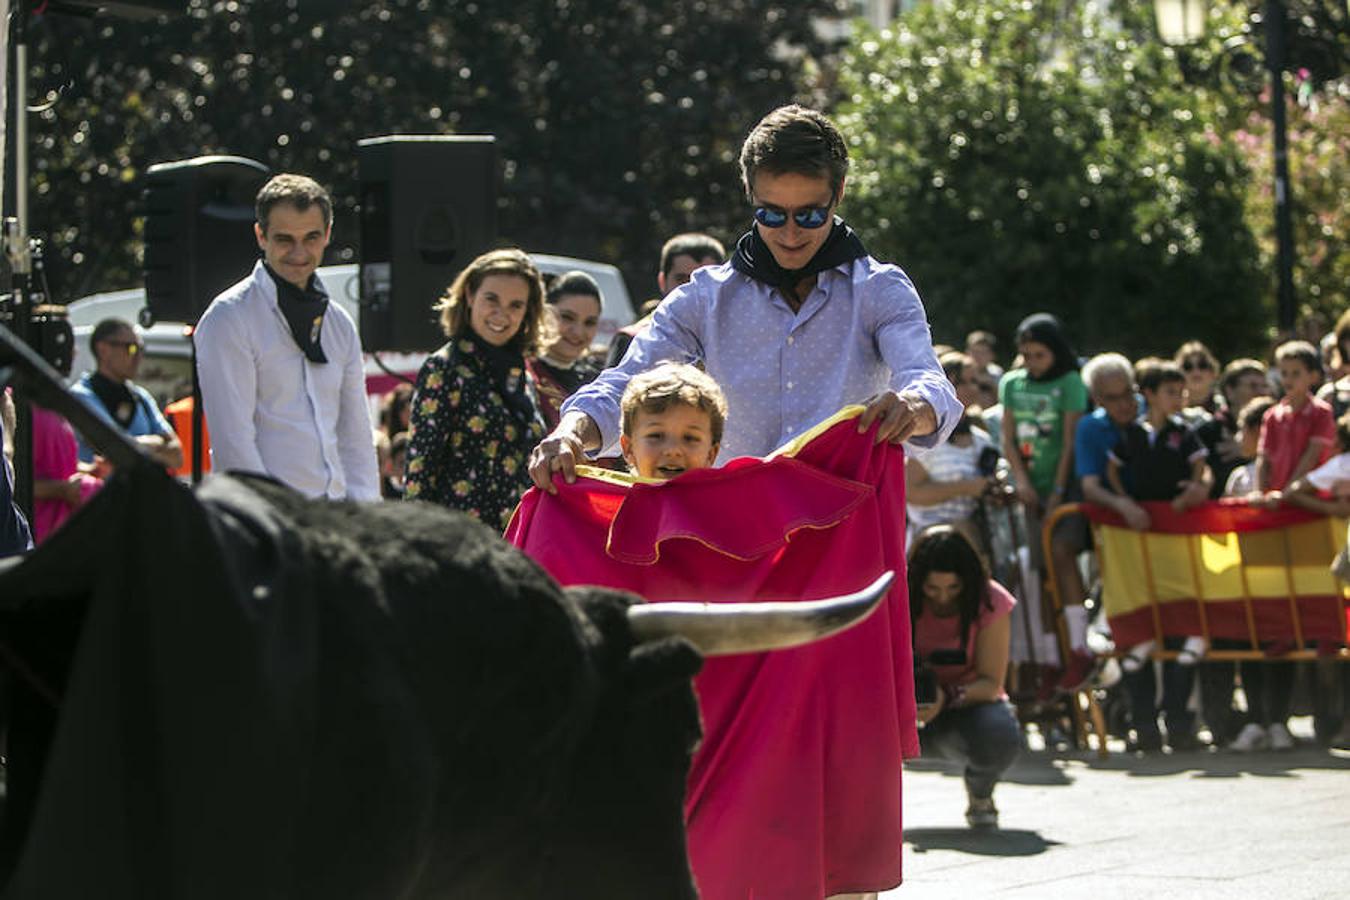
[1085,501,1350,649]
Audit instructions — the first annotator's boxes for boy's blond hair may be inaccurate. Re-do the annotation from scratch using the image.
[620,362,728,445]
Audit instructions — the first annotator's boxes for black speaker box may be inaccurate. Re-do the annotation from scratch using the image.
[143,156,270,326]
[358,135,498,353]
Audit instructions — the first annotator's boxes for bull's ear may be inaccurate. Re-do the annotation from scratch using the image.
[626,571,893,657]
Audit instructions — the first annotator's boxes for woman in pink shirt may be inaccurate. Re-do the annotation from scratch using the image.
[29,405,101,543]
[911,525,1020,829]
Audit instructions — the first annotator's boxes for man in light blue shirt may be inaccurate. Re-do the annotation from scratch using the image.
[529,105,960,486]
[69,319,182,470]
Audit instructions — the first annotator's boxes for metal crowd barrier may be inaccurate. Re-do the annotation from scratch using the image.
[1039,502,1350,756]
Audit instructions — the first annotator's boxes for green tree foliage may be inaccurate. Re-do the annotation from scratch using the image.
[834,0,1269,360]
[1233,81,1350,336]
[24,0,841,302]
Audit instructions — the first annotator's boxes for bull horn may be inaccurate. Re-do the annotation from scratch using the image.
[626,571,894,657]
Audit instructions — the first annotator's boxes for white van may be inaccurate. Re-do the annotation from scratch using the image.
[65,255,634,412]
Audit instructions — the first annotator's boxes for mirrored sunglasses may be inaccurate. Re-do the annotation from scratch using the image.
[752,192,836,230]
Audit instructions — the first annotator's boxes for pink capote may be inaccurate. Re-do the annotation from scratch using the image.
[30,407,102,543]
[505,410,917,899]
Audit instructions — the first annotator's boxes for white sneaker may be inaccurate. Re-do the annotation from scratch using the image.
[1230,722,1268,752]
[1268,722,1295,751]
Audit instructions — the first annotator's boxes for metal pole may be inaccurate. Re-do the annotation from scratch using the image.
[1266,0,1297,335]
[7,3,35,518]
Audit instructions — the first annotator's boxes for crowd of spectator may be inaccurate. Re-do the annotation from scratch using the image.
[911,308,1350,754]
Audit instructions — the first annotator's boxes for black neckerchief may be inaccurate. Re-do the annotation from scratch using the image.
[264,263,329,364]
[88,372,140,428]
[461,330,535,423]
[731,217,869,301]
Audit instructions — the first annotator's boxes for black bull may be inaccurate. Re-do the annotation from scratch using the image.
[0,466,885,899]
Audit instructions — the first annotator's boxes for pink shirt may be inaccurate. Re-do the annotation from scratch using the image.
[1258,396,1336,491]
[30,407,101,543]
[912,578,1016,694]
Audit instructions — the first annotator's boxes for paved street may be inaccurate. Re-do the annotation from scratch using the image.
[886,719,1350,899]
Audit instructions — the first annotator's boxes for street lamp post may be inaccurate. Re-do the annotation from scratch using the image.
[1263,0,1297,336]
[1154,0,1298,335]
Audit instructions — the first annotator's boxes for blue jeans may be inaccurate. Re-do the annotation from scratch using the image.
[919,700,1021,800]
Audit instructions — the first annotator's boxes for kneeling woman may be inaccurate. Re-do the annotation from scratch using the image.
[404,249,548,531]
[910,526,1021,829]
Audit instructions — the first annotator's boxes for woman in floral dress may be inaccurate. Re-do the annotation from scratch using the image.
[404,249,548,531]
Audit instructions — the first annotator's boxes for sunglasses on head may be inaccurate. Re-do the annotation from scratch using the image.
[1182,358,1212,372]
[752,190,836,230]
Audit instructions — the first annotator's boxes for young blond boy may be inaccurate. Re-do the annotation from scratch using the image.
[619,363,727,480]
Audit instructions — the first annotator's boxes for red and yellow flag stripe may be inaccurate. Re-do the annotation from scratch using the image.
[1083,501,1350,650]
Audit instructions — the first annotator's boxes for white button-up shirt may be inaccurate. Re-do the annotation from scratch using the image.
[564,255,962,462]
[195,261,379,501]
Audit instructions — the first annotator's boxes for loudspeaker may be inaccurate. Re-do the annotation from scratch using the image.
[358,135,498,352]
[142,156,270,326]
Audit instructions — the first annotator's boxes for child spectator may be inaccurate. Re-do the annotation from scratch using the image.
[1278,410,1350,749]
[941,350,987,412]
[965,329,1004,381]
[1224,397,1279,496]
[619,363,727,480]
[999,313,1093,688]
[1291,410,1350,500]
[1196,359,1272,498]
[1232,342,1327,752]
[906,411,997,555]
[1228,385,1339,752]
[1174,340,1221,414]
[1106,357,1210,752]
[1316,309,1350,418]
[381,432,409,500]
[1257,340,1337,494]
[1107,358,1212,510]
[1198,394,1277,747]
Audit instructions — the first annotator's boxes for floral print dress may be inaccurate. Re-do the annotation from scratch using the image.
[404,336,546,532]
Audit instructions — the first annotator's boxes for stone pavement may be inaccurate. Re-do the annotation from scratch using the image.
[884,720,1350,899]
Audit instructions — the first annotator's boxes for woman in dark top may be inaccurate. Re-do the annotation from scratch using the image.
[404,249,548,531]
[525,271,603,431]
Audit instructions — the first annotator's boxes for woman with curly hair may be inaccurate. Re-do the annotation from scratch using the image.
[404,249,548,531]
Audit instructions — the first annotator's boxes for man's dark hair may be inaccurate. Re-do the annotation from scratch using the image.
[938,350,973,387]
[256,173,333,234]
[1219,358,1267,400]
[90,318,135,356]
[965,330,997,351]
[546,270,602,305]
[739,104,849,199]
[907,525,991,652]
[1135,357,1186,394]
[659,233,725,277]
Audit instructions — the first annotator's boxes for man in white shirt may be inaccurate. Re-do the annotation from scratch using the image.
[195,174,379,501]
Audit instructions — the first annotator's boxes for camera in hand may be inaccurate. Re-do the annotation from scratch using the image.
[914,648,967,706]
[977,446,1001,478]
